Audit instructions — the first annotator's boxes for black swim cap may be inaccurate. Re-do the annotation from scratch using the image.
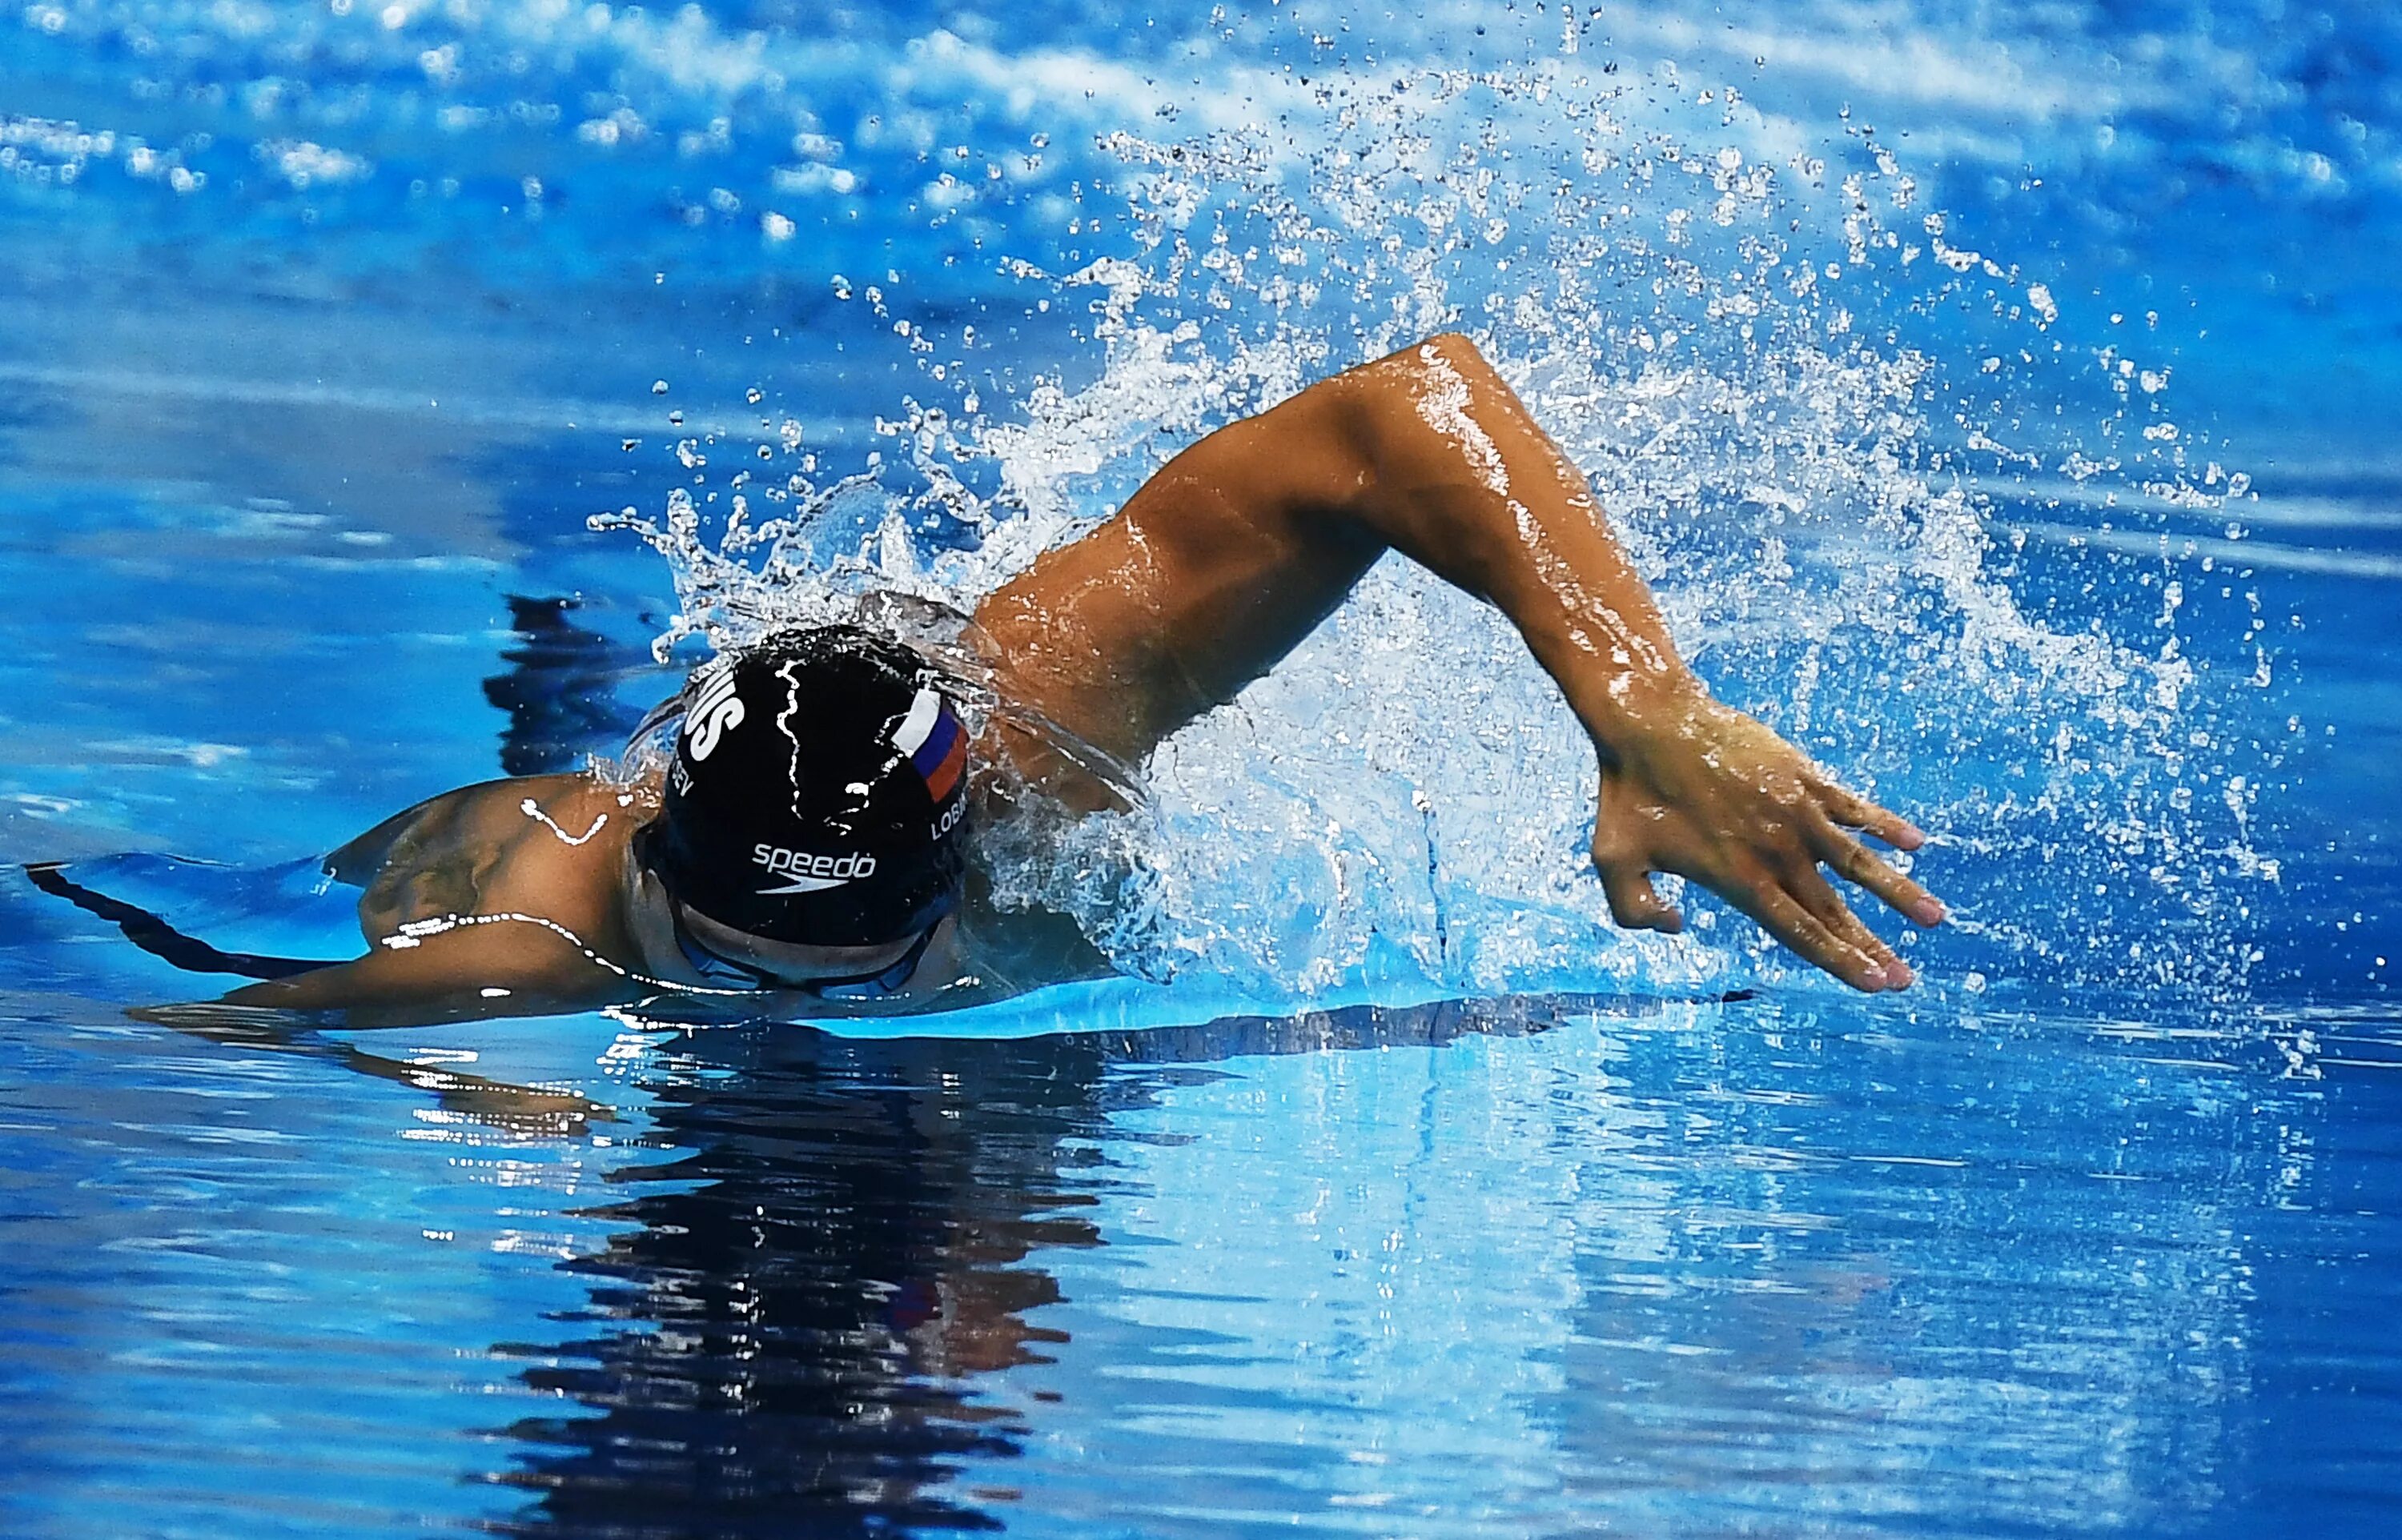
[640,625,971,948]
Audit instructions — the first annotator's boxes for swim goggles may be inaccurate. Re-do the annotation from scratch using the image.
[666,899,945,1001]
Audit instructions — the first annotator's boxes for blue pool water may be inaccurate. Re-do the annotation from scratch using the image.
[3,1,2399,1533]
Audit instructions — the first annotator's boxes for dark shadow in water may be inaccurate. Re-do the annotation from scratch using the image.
[484,990,1703,1537]
[481,596,652,776]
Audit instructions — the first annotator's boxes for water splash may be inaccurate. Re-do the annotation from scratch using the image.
[609,59,2273,1010]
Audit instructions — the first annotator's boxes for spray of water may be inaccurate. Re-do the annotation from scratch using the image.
[596,59,2273,1011]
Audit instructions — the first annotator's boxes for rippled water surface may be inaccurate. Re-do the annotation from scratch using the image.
[3,1,2399,1534]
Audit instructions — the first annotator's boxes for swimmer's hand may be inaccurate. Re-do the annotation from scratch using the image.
[1590,686,1945,992]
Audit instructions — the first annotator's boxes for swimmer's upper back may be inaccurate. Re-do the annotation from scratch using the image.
[334,774,641,940]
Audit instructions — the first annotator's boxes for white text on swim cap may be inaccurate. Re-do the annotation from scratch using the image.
[752,843,878,895]
[685,665,745,761]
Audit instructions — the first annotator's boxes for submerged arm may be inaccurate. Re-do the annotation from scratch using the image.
[207,915,634,1028]
[975,333,1944,991]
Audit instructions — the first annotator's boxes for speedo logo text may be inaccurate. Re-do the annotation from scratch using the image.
[752,844,877,896]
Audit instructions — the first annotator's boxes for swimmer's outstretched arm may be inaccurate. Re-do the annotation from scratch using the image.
[977,332,1945,992]
[210,918,632,1027]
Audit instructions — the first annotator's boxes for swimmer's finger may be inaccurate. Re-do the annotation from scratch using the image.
[1784,859,1911,988]
[1598,860,1684,934]
[1812,778,1924,850]
[1725,871,1892,993]
[1810,818,1946,928]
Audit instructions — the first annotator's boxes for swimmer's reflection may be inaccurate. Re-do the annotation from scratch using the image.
[480,594,650,777]
[485,1030,1096,1536]
[481,993,1654,1536]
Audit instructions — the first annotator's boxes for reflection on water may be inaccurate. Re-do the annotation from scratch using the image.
[243,989,2384,1538]
[2,960,2398,1534]
[489,1029,1100,1534]
[479,995,1580,1534]
[480,597,653,780]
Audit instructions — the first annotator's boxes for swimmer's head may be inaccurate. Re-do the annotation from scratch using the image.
[638,625,971,949]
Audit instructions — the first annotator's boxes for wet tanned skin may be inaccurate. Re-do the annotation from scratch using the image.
[218,773,654,1025]
[207,332,1943,1025]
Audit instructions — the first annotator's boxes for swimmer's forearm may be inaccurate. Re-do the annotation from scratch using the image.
[1325,335,1703,754]
[223,959,424,1015]
[219,936,612,1027]
[1339,343,1946,985]
[220,961,504,1026]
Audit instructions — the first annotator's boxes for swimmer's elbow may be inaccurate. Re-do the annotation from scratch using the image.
[1339,330,1500,422]
[1337,331,1495,399]
[1416,330,1496,379]
[1304,331,1503,487]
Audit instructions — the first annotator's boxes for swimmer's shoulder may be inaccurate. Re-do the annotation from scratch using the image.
[326,772,645,885]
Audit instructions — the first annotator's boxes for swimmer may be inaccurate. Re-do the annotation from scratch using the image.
[178,335,1946,1025]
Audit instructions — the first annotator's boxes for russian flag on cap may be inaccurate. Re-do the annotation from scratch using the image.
[892,688,966,804]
